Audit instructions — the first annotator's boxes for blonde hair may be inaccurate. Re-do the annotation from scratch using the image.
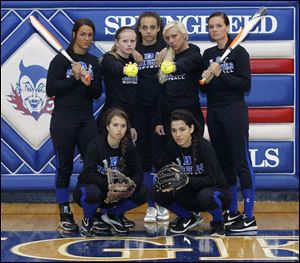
[110,26,136,59]
[158,21,189,84]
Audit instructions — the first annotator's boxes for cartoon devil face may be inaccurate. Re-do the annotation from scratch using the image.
[16,60,47,114]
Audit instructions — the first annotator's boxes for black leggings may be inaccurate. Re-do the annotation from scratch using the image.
[50,108,98,188]
[73,183,148,209]
[207,103,255,189]
[155,186,231,212]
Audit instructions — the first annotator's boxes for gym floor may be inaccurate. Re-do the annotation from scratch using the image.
[1,202,299,262]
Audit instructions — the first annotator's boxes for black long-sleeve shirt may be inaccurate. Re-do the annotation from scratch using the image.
[160,137,228,191]
[78,135,143,188]
[158,44,203,122]
[46,52,102,108]
[135,39,166,109]
[101,52,138,111]
[202,45,251,107]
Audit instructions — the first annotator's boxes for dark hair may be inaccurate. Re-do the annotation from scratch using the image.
[170,109,202,174]
[208,12,232,49]
[67,18,95,57]
[135,11,164,43]
[104,108,132,171]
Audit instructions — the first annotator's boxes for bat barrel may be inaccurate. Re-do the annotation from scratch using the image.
[258,7,268,16]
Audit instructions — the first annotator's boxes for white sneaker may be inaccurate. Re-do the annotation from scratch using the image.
[144,207,158,223]
[156,205,170,221]
[144,223,158,235]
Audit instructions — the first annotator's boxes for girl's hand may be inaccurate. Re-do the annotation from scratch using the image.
[132,50,144,64]
[155,125,165,136]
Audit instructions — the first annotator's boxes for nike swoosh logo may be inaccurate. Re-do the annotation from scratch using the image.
[244,220,255,227]
[183,220,191,228]
[228,214,240,221]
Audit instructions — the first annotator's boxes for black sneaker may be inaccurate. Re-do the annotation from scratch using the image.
[58,204,78,231]
[80,217,95,237]
[169,214,200,234]
[120,215,135,228]
[170,216,179,228]
[223,210,242,226]
[210,221,225,237]
[94,212,110,231]
[227,214,258,232]
[170,212,203,228]
[101,213,129,234]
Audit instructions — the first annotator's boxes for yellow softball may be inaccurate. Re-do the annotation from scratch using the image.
[124,63,138,77]
[160,61,175,74]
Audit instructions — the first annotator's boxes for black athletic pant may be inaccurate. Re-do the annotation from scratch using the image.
[73,182,148,209]
[155,186,231,212]
[134,105,165,171]
[50,106,98,188]
[207,102,254,189]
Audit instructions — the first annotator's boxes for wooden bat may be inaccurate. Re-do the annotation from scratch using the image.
[29,15,90,80]
[199,7,267,85]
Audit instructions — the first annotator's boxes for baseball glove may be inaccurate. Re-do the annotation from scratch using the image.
[104,168,136,204]
[155,163,189,192]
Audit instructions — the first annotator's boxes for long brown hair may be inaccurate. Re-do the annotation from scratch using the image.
[104,108,132,171]
[170,109,202,175]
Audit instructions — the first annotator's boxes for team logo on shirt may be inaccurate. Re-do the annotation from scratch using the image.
[122,76,138,84]
[110,156,120,167]
[66,61,94,79]
[180,155,205,174]
[217,56,234,74]
[98,157,121,174]
[7,60,53,121]
[138,52,159,70]
[165,73,186,81]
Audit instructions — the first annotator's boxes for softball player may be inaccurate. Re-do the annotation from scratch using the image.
[73,108,147,236]
[133,11,169,223]
[96,26,138,142]
[155,21,205,139]
[201,12,257,232]
[46,18,102,232]
[155,109,232,236]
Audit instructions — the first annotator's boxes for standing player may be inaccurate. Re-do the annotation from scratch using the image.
[46,18,102,231]
[133,11,169,223]
[155,109,232,236]
[73,108,147,236]
[96,26,138,142]
[155,21,205,139]
[201,12,257,232]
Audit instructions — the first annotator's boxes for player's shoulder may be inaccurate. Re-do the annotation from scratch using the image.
[50,53,69,68]
[188,43,201,53]
[198,136,214,150]
[236,44,249,55]
[86,52,98,61]
[203,45,218,54]
[102,51,115,60]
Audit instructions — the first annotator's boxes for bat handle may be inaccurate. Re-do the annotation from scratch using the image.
[71,61,91,81]
[199,59,215,85]
[199,78,206,85]
[84,73,91,81]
